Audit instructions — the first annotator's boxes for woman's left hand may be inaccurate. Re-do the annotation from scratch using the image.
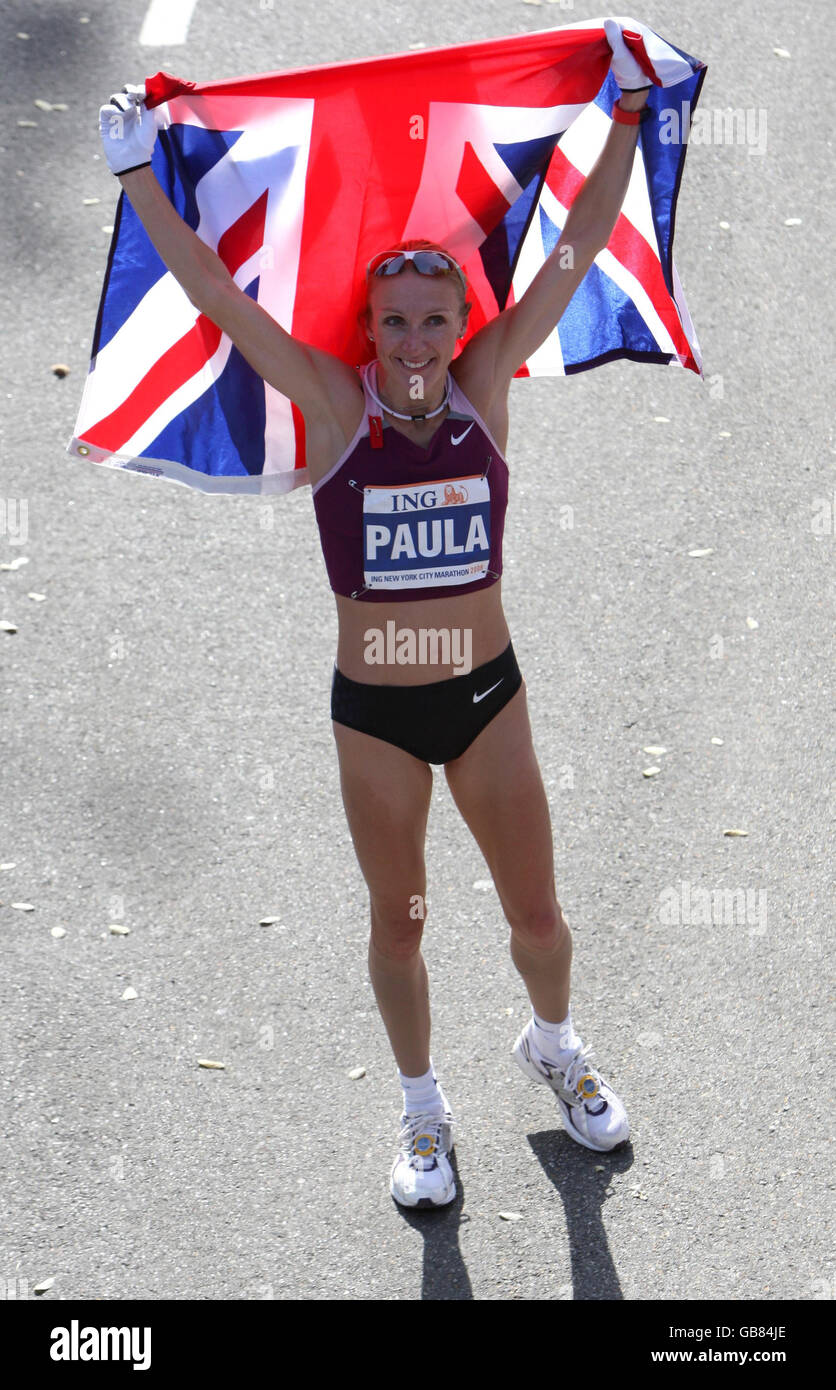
[603,18,655,93]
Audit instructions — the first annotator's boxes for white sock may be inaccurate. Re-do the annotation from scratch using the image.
[530,1006,582,1065]
[398,1059,448,1116]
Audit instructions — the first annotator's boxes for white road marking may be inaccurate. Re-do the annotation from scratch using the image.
[139,0,198,47]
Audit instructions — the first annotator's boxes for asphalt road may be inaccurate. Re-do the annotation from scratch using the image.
[0,0,833,1305]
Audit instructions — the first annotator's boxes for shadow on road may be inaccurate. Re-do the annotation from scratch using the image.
[392,1133,634,1300]
[393,1147,473,1300]
[528,1130,634,1299]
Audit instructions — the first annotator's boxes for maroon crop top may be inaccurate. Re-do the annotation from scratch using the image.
[311,361,509,601]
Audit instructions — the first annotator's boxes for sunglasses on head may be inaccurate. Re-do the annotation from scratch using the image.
[366,249,467,294]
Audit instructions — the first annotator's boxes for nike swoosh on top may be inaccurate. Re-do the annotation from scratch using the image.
[451,423,474,445]
[473,679,503,703]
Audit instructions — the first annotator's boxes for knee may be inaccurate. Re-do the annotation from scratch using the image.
[369,893,426,962]
[508,900,570,952]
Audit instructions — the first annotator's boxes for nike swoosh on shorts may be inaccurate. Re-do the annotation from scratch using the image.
[473,679,503,703]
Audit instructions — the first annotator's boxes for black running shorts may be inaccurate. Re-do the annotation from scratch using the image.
[330,641,523,765]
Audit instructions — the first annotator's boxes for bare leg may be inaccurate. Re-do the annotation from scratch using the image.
[443,681,573,1023]
[332,720,435,1077]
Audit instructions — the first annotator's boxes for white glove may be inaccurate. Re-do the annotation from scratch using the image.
[99,83,159,175]
[603,20,652,90]
[603,17,696,90]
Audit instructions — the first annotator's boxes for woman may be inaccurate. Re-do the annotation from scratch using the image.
[100,71,651,1208]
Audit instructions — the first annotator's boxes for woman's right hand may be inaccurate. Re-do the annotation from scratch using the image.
[92,82,359,434]
[99,84,160,176]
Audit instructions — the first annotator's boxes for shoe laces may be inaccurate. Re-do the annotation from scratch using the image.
[397,1109,454,1169]
[558,1044,605,1106]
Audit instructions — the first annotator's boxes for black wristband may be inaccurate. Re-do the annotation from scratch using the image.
[114,160,152,177]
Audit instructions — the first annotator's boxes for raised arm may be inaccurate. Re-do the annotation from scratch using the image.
[99,87,359,420]
[458,46,654,394]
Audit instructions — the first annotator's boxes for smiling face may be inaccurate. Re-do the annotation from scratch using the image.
[366,265,470,411]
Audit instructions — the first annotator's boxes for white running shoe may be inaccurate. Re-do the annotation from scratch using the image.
[513,1020,630,1152]
[389,1108,456,1208]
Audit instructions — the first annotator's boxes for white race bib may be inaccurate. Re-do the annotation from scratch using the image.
[362,474,491,591]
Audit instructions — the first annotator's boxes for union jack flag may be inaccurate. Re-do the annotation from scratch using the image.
[69,15,707,495]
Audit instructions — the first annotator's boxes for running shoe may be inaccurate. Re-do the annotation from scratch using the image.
[389,1108,456,1207]
[513,1020,630,1152]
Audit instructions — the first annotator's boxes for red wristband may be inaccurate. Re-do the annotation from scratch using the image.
[612,100,651,125]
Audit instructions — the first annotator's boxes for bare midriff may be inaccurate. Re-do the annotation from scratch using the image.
[334,582,511,685]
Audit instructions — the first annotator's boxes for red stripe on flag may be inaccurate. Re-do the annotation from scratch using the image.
[217,188,269,274]
[82,193,270,450]
[290,399,306,471]
[82,316,224,449]
[455,142,512,238]
[545,147,697,370]
[622,31,663,87]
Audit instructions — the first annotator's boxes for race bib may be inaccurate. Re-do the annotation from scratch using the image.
[362,474,490,591]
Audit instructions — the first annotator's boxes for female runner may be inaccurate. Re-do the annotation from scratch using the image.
[99,71,651,1208]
